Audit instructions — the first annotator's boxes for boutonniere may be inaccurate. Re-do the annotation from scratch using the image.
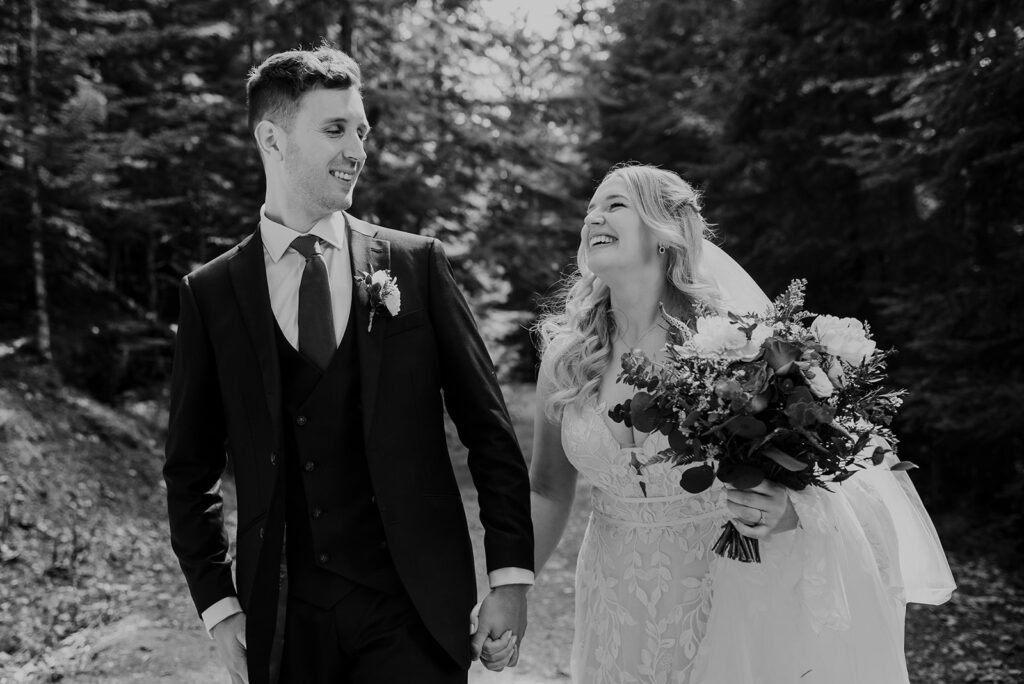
[354,269,401,332]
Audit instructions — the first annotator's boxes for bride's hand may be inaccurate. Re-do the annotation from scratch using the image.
[725,480,798,539]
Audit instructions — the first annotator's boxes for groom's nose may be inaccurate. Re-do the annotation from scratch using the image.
[343,138,366,165]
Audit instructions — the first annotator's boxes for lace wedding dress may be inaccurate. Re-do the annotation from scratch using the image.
[561,398,955,684]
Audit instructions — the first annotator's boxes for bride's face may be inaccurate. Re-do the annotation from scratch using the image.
[582,177,659,279]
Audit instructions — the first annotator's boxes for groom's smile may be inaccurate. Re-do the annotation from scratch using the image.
[329,168,356,183]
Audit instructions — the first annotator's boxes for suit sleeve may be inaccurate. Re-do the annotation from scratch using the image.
[425,239,535,574]
[163,276,236,616]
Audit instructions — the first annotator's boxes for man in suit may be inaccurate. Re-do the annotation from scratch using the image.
[163,46,534,684]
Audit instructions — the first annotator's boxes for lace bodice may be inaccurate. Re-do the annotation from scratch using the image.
[560,399,729,684]
[562,399,726,503]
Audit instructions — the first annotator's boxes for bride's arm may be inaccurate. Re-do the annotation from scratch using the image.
[529,365,578,576]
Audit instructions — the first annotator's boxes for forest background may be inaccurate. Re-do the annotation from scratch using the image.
[0,0,1022,679]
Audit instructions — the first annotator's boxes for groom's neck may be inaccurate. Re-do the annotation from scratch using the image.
[264,187,327,234]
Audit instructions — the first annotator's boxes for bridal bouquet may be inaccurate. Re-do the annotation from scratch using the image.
[608,279,912,563]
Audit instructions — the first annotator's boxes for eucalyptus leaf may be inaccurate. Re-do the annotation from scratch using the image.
[630,392,659,432]
[668,428,689,454]
[722,415,767,439]
[727,464,765,490]
[680,464,716,493]
[763,447,807,472]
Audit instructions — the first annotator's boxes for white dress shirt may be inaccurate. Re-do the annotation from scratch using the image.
[201,207,532,635]
[261,206,352,348]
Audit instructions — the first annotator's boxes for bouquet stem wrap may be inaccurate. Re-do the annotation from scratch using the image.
[712,521,762,563]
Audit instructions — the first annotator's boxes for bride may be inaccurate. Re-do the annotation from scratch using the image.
[525,164,955,683]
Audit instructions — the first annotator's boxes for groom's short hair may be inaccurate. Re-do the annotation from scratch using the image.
[246,46,362,135]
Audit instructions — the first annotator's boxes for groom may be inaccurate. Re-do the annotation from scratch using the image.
[163,46,534,683]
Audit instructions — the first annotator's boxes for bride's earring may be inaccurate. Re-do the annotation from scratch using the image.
[658,244,666,254]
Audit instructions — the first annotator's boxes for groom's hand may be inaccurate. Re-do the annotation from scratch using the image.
[470,584,528,669]
[210,612,248,684]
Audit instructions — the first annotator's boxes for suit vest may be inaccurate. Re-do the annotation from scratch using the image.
[274,300,401,607]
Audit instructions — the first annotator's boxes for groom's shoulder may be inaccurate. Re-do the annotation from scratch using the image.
[182,232,256,286]
[350,216,437,256]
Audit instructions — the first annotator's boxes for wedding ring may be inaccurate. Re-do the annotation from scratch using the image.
[756,509,765,526]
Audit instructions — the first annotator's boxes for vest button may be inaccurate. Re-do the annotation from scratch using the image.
[296,415,308,426]
[312,507,323,519]
[269,452,277,465]
[304,461,316,472]
[318,552,329,564]
[259,528,264,540]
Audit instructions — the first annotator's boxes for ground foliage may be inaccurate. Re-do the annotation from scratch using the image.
[0,357,195,679]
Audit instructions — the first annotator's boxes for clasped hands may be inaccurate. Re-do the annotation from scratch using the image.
[470,584,528,672]
[724,479,799,538]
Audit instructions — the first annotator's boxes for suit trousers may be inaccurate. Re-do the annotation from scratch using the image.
[279,583,467,684]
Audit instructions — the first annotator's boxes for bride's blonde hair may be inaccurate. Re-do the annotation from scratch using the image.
[535,163,721,419]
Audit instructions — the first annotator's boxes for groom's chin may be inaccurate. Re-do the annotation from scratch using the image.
[334,192,355,212]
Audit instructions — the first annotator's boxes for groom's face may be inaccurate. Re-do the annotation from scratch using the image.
[279,87,369,215]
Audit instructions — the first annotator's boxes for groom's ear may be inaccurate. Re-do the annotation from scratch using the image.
[254,120,284,162]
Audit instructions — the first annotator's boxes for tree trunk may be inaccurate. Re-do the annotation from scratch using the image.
[146,229,158,316]
[22,0,52,362]
[339,0,354,55]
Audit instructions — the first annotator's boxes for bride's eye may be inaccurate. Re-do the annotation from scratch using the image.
[610,202,625,209]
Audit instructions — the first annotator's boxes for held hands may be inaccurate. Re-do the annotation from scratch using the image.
[469,585,528,672]
[210,612,248,684]
[725,480,799,539]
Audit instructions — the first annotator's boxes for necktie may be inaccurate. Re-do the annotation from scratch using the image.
[290,235,336,369]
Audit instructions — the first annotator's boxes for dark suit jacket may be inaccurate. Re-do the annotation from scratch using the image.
[163,213,534,677]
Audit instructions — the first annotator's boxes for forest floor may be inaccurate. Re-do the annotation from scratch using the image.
[0,356,1021,683]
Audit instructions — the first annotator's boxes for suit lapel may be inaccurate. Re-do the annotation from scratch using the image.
[228,227,282,443]
[347,213,391,439]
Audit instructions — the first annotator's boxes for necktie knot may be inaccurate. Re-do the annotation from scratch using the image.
[291,234,325,260]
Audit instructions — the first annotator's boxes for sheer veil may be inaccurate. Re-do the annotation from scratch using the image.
[698,239,772,315]
[698,239,955,606]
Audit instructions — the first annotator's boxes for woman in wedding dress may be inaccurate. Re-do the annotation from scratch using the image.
[528,164,955,683]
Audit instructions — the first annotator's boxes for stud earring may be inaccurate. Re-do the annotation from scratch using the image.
[658,244,666,254]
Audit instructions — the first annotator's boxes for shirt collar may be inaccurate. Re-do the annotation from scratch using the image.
[259,205,348,263]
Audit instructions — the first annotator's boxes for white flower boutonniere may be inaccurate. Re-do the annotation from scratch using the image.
[355,269,401,332]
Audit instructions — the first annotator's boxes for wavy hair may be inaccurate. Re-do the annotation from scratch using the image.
[536,164,722,419]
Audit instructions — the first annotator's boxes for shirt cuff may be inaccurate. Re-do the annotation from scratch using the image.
[488,567,535,588]
[201,596,243,637]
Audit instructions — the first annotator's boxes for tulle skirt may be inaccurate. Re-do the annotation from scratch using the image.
[692,458,955,684]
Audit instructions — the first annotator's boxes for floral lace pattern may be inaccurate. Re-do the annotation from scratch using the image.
[562,400,729,684]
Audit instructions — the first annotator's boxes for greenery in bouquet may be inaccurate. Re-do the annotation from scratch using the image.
[608,279,912,562]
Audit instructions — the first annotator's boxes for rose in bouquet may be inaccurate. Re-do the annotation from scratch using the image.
[608,279,912,562]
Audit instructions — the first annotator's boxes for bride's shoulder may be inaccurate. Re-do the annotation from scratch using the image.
[536,331,586,398]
